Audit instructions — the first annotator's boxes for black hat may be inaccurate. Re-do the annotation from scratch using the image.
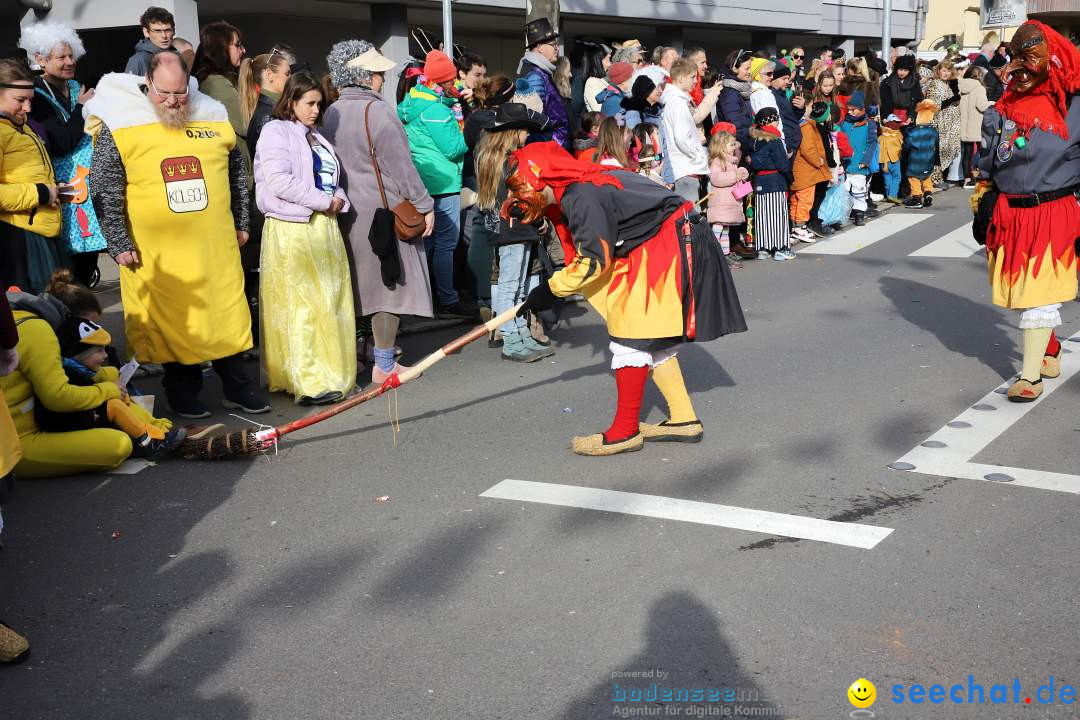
[864,55,887,76]
[630,74,656,101]
[989,53,1008,69]
[754,106,780,126]
[810,101,830,122]
[56,316,111,359]
[466,103,551,148]
[894,54,916,72]
[525,18,559,49]
[770,59,791,80]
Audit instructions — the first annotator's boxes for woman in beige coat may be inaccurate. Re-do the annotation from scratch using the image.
[958,66,992,187]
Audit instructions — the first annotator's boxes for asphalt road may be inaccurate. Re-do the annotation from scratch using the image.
[2,188,1079,720]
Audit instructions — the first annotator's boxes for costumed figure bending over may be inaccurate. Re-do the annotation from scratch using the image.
[511,142,747,456]
[974,20,1080,401]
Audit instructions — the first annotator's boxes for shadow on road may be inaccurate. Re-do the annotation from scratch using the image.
[553,591,783,720]
[878,277,1019,379]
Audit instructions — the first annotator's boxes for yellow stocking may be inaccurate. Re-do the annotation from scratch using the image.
[651,357,697,423]
[106,399,164,440]
[1021,327,1053,382]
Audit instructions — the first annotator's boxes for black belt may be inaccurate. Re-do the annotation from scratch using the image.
[1005,184,1080,208]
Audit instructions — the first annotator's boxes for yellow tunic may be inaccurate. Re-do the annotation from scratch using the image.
[110,121,252,364]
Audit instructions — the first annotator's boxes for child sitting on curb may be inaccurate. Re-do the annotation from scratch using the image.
[35,317,185,460]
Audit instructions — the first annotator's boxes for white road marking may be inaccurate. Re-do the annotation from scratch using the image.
[892,330,1080,494]
[108,459,154,475]
[800,213,934,255]
[480,479,894,549]
[908,222,982,258]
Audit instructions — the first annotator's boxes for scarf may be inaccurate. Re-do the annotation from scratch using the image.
[996,19,1080,140]
[691,72,705,106]
[520,51,555,75]
[758,124,782,138]
[421,76,465,130]
[722,77,752,100]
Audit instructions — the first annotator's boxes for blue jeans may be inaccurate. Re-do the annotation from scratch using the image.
[426,194,461,306]
[493,244,537,334]
[883,160,901,199]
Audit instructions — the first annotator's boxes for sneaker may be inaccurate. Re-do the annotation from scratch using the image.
[222,390,271,414]
[809,223,834,238]
[131,427,188,461]
[869,192,884,202]
[923,195,933,207]
[436,300,481,320]
[903,195,924,208]
[501,330,550,363]
[886,196,903,205]
[167,394,212,419]
[773,249,796,261]
[791,225,813,243]
[756,250,770,260]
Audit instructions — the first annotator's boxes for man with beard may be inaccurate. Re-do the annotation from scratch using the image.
[86,52,268,418]
[974,20,1080,402]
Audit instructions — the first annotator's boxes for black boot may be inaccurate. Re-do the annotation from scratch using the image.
[852,210,866,226]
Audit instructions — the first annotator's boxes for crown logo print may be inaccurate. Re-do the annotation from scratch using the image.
[189,161,199,174]
[178,165,188,176]
[165,165,175,178]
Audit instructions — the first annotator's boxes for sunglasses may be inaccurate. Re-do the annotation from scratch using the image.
[793,53,804,59]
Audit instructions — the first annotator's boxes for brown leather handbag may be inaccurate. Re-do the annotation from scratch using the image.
[364,101,426,241]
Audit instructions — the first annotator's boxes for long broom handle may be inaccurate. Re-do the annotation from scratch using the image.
[269,304,524,439]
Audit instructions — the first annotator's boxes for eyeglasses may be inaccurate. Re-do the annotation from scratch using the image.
[147,26,174,36]
[149,78,189,101]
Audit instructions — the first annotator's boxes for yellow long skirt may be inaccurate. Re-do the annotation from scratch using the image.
[260,213,357,402]
[0,388,20,477]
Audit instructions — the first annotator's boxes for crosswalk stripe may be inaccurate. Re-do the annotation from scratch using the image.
[480,479,894,549]
[891,330,1080,494]
[799,213,934,255]
[909,222,982,258]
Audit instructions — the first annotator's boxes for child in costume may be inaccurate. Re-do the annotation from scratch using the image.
[631,123,666,187]
[706,123,748,267]
[511,142,747,456]
[837,90,880,226]
[748,107,795,260]
[974,20,1080,401]
[879,113,904,203]
[903,100,940,207]
[35,317,185,459]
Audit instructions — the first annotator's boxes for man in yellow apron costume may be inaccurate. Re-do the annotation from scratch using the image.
[86,52,268,418]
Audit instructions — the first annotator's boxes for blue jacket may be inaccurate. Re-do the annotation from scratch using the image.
[838,118,877,176]
[716,71,753,150]
[596,84,626,118]
[518,59,570,149]
[904,124,940,180]
[749,127,794,193]
[772,88,802,159]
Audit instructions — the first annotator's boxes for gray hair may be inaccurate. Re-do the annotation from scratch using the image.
[327,39,375,89]
[18,20,85,62]
[612,47,640,64]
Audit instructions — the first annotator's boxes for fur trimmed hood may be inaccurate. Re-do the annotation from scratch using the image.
[83,72,228,135]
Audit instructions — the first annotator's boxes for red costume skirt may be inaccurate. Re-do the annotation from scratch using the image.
[985,193,1080,309]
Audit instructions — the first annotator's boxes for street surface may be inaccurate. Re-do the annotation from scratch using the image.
[2,187,1079,719]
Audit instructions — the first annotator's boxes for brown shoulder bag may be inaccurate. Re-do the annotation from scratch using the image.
[364,101,426,241]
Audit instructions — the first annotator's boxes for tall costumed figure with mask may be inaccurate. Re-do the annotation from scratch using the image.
[973,20,1080,402]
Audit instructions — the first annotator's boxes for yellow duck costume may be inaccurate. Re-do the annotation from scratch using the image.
[83,73,252,365]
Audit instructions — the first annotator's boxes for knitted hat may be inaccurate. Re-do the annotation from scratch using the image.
[754,106,780,126]
[770,58,791,80]
[608,61,634,85]
[749,57,771,82]
[56,316,110,360]
[423,50,457,84]
[847,89,865,109]
[810,101,831,122]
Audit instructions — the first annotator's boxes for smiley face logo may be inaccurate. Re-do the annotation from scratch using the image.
[848,678,876,708]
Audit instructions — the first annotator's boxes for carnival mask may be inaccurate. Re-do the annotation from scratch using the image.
[1005,25,1050,94]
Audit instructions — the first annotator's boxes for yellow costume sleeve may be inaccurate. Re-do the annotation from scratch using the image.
[19,318,121,413]
[93,366,120,383]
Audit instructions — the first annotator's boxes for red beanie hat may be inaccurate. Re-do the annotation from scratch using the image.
[424,50,457,84]
[608,61,634,86]
[710,121,737,137]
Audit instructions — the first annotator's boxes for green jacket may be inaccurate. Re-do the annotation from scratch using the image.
[397,84,466,196]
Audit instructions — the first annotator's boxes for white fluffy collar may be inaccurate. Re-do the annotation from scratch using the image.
[83,72,227,133]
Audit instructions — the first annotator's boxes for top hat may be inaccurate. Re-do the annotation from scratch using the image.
[525,18,559,49]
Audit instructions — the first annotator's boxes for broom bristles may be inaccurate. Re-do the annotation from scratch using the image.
[180,428,271,460]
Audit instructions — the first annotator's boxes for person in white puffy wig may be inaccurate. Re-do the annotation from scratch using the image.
[17,20,104,286]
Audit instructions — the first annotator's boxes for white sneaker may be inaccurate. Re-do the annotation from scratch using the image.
[870,192,884,202]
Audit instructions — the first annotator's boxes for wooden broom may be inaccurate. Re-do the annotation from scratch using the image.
[180,304,523,460]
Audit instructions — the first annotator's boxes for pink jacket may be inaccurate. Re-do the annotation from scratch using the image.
[254,119,350,222]
[707,156,747,225]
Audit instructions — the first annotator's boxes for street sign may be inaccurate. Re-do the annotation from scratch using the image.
[981,0,1026,29]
